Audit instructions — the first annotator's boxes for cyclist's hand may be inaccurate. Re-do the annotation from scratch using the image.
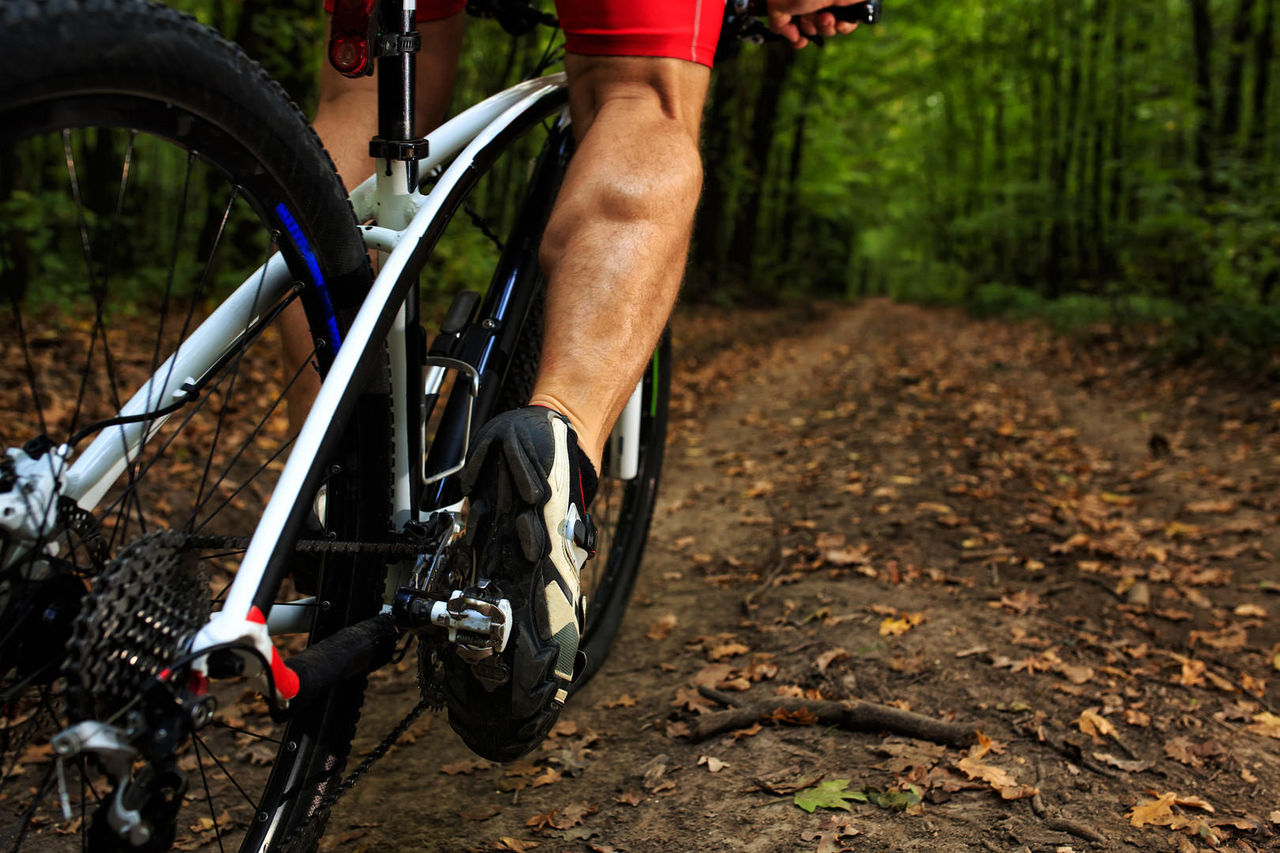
[768,0,861,48]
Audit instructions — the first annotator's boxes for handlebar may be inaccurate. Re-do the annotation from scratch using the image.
[745,0,880,25]
[724,1,880,50]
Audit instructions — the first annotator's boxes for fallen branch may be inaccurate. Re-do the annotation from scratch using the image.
[1031,791,1108,844]
[1044,817,1107,845]
[692,686,976,746]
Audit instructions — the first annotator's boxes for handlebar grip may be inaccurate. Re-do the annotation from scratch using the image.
[830,1,879,24]
[745,0,880,24]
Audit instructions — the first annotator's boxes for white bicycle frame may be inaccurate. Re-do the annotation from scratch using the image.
[16,68,647,698]
[0,71,615,699]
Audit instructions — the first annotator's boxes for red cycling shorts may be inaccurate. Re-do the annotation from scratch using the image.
[325,0,724,68]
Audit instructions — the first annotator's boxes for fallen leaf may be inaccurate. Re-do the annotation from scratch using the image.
[707,642,750,661]
[1165,737,1203,768]
[672,686,717,715]
[1177,657,1207,687]
[697,755,728,773]
[616,790,643,806]
[872,740,947,773]
[768,707,821,726]
[664,720,692,739]
[1057,664,1095,685]
[548,720,580,738]
[1246,711,1280,739]
[1077,708,1117,742]
[460,805,502,822]
[879,613,925,637]
[646,614,678,641]
[863,785,924,811]
[441,758,492,776]
[815,648,850,672]
[604,693,639,709]
[494,838,539,852]
[993,591,1046,614]
[1184,499,1236,514]
[1173,794,1214,813]
[1093,752,1153,773]
[1128,792,1176,827]
[954,755,1038,800]
[531,768,562,788]
[799,813,860,853]
[793,779,868,813]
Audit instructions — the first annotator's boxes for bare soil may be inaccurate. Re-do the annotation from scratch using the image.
[322,299,1280,853]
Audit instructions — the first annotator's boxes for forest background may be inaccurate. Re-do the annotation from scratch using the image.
[168,0,1280,362]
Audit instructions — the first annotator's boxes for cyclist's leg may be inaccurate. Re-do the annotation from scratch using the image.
[528,55,709,471]
[284,11,466,433]
[447,53,710,761]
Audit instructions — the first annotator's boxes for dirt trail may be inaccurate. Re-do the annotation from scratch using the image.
[333,300,1280,853]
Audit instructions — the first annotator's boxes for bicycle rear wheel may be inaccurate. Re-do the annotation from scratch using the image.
[0,1,387,850]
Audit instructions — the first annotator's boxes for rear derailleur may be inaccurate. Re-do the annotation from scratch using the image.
[53,680,214,852]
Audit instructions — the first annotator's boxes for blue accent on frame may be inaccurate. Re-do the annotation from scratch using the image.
[275,203,342,350]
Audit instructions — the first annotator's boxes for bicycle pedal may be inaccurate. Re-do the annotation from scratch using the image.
[392,585,512,656]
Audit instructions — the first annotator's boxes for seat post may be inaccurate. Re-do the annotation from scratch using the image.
[371,0,429,194]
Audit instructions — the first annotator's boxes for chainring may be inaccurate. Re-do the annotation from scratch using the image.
[63,532,209,721]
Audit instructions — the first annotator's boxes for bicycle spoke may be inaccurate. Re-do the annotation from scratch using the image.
[69,130,136,438]
[192,345,314,529]
[192,436,295,535]
[194,244,284,514]
[5,290,51,440]
[209,722,281,745]
[191,731,259,814]
[149,150,196,381]
[192,736,228,853]
[63,131,127,425]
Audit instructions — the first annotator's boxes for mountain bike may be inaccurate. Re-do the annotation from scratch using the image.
[0,0,878,849]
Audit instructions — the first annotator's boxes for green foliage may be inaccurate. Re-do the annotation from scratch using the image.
[34,0,1275,359]
[792,779,923,813]
[793,779,868,813]
[688,0,1280,359]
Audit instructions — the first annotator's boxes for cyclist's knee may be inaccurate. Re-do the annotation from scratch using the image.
[564,54,709,139]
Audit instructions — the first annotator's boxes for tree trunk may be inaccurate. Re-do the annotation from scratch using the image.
[728,44,793,291]
[1248,0,1275,159]
[781,54,820,267]
[690,66,738,295]
[1188,0,1216,193]
[1220,0,1257,142]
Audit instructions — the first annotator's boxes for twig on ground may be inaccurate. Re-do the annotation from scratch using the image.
[741,521,787,612]
[1021,724,1119,780]
[692,685,976,746]
[1044,817,1108,844]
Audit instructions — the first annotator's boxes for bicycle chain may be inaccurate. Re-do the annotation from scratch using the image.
[279,698,432,848]
[183,534,428,557]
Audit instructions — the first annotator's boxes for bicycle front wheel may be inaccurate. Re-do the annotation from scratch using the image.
[0,1,389,851]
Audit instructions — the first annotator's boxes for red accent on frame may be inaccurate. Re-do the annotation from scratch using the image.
[270,650,301,701]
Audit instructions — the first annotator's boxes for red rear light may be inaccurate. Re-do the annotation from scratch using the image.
[329,34,369,76]
[329,0,377,78]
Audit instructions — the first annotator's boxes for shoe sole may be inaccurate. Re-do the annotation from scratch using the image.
[445,409,583,761]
